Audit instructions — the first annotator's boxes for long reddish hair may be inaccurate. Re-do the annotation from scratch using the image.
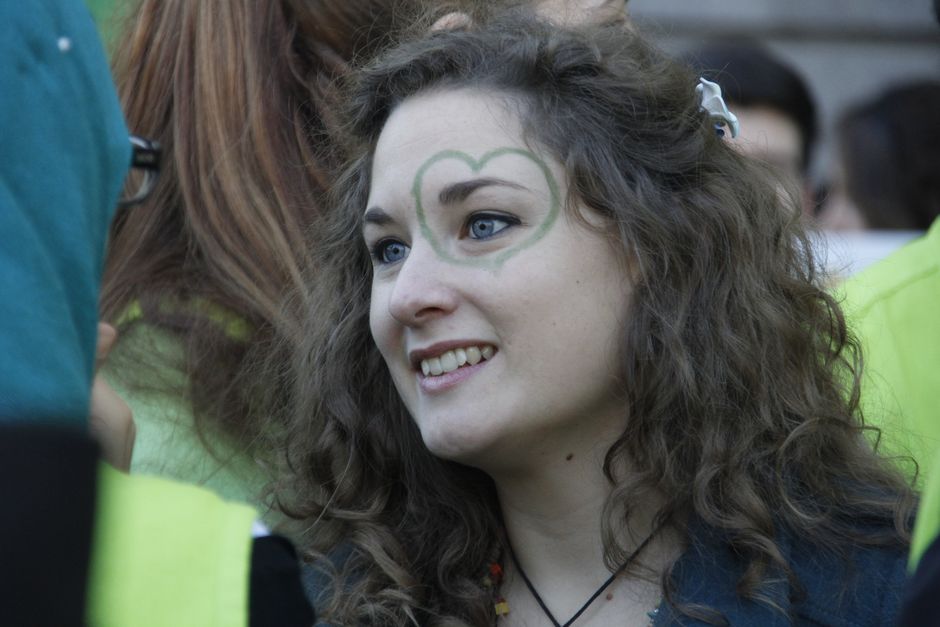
[101,0,420,448]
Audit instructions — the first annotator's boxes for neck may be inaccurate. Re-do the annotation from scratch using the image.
[485,410,637,571]
[493,448,612,577]
[486,439,675,625]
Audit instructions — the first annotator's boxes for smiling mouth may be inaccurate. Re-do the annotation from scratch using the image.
[420,345,496,377]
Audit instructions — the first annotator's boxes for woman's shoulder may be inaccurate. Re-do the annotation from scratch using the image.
[299,543,355,625]
[664,518,908,626]
[785,523,907,627]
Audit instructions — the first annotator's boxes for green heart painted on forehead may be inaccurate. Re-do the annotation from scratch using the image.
[411,147,561,268]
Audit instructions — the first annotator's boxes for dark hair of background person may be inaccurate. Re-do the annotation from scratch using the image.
[99,0,433,453]
[684,41,817,174]
[280,14,914,625]
[836,81,940,231]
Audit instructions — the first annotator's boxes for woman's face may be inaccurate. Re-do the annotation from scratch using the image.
[363,88,630,471]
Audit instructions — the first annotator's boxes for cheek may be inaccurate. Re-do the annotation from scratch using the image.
[368,285,393,357]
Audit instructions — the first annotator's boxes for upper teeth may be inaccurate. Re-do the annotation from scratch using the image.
[421,345,495,377]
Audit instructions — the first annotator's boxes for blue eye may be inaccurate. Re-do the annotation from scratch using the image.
[372,239,410,265]
[467,213,516,240]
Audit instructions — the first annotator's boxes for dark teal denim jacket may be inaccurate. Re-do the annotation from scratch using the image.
[653,518,907,626]
[305,517,907,626]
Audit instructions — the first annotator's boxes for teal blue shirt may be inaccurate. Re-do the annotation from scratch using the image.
[0,0,129,424]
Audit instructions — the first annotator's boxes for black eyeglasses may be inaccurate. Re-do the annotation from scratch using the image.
[118,135,161,207]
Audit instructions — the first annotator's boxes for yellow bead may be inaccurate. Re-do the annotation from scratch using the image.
[495,601,510,615]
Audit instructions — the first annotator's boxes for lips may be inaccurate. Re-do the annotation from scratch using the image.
[409,342,496,377]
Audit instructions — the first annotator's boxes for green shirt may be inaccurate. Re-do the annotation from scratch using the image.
[87,463,257,626]
[841,219,940,569]
[103,323,277,524]
[842,218,940,487]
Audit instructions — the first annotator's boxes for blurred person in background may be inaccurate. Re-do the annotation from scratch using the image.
[529,0,630,25]
[870,4,940,624]
[822,81,940,232]
[831,82,940,472]
[685,41,818,219]
[808,82,940,277]
[98,0,426,523]
[1,1,312,624]
[1,0,130,620]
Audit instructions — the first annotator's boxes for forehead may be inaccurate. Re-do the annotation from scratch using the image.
[370,88,531,191]
[732,105,802,168]
[534,0,630,25]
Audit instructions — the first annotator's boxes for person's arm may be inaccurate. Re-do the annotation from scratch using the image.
[89,323,135,471]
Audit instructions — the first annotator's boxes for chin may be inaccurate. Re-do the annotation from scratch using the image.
[418,418,498,466]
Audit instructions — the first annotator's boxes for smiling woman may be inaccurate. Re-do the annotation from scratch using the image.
[363,88,628,467]
[282,12,915,626]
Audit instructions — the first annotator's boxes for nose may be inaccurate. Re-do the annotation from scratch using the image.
[387,244,459,327]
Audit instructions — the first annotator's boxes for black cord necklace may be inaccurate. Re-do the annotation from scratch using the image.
[506,525,660,627]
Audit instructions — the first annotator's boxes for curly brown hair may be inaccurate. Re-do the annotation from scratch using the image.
[281,13,915,625]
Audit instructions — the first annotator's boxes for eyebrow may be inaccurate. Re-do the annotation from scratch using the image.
[363,207,393,226]
[363,177,529,226]
[438,177,527,205]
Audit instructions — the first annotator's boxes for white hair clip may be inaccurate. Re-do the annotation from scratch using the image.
[696,77,740,139]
